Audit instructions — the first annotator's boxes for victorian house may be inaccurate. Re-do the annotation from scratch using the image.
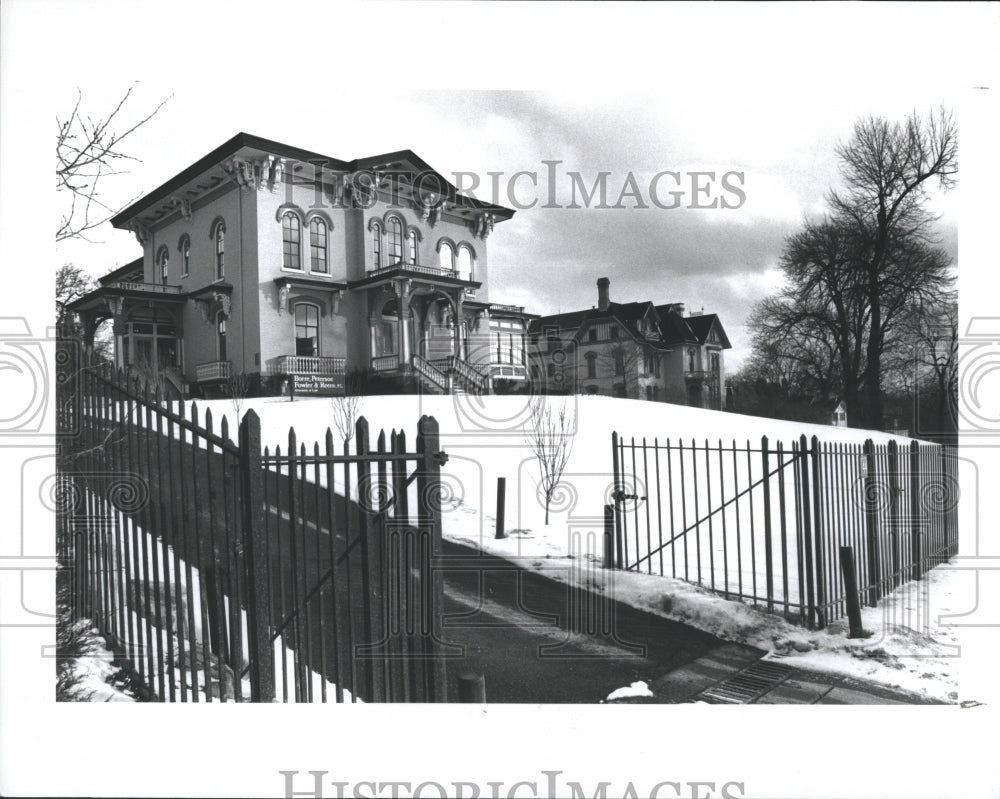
[528,277,731,409]
[68,133,533,397]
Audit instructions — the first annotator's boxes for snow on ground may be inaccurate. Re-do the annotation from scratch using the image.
[61,622,135,703]
[176,393,966,702]
[605,680,654,701]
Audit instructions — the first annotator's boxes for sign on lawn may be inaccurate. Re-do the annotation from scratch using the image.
[291,374,345,396]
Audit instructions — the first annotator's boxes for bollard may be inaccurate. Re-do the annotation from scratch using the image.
[495,477,506,539]
[839,546,869,639]
[457,672,486,703]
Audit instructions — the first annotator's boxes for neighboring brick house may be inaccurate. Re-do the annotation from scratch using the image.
[67,133,533,397]
[528,277,731,409]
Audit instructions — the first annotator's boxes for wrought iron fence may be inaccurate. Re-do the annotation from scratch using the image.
[610,433,957,629]
[56,357,448,702]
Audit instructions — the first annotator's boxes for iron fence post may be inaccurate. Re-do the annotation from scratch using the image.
[239,410,275,703]
[761,436,774,614]
[863,439,880,606]
[611,431,624,570]
[604,504,615,570]
[887,440,900,590]
[798,435,817,629]
[910,441,922,581]
[417,415,448,702]
[838,546,866,638]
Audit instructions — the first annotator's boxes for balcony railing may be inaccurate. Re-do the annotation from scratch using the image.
[368,261,459,280]
[276,355,346,375]
[488,302,525,314]
[195,360,232,382]
[115,281,184,294]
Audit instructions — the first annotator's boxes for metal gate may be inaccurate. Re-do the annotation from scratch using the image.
[610,432,957,629]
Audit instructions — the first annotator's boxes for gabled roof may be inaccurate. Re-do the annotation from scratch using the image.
[685,313,732,349]
[112,132,516,230]
[653,304,699,346]
[531,297,730,352]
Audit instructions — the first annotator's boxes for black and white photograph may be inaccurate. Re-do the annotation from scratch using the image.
[1,1,998,797]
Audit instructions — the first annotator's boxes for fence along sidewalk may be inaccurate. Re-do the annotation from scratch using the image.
[57,362,448,702]
[609,431,957,630]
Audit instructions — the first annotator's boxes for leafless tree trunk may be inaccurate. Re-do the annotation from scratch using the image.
[331,370,365,446]
[226,370,251,423]
[525,396,576,525]
[829,108,957,427]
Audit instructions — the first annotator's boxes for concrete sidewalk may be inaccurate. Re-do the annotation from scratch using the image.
[441,541,948,705]
[610,642,945,705]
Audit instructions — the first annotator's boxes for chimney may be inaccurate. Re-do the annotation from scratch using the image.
[597,277,610,311]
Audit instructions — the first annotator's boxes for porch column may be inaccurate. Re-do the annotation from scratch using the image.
[455,294,465,361]
[395,280,412,367]
[112,319,128,370]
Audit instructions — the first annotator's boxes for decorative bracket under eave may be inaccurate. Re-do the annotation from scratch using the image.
[193,291,231,323]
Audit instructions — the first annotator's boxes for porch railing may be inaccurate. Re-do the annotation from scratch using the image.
[448,356,489,393]
[195,360,232,382]
[413,355,448,392]
[276,356,346,375]
[115,281,185,294]
[371,354,400,372]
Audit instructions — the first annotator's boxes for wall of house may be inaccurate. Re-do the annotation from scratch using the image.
[140,182,259,381]
[255,181,348,373]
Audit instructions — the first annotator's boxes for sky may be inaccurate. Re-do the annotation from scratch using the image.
[33,2,985,371]
[3,3,1000,798]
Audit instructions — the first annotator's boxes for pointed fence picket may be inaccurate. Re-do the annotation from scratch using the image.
[56,357,448,702]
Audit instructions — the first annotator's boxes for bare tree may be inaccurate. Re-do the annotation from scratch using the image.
[56,263,96,340]
[525,396,576,525]
[829,108,957,426]
[226,370,251,423]
[57,86,171,242]
[331,371,364,446]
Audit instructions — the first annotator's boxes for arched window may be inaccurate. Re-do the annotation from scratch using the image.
[688,347,697,372]
[372,222,382,270]
[438,241,454,273]
[157,248,169,285]
[294,304,319,357]
[456,244,474,281]
[585,351,597,380]
[387,217,403,264]
[214,223,225,280]
[217,312,227,361]
[309,218,328,273]
[179,236,190,277]
[407,230,418,264]
[282,212,302,270]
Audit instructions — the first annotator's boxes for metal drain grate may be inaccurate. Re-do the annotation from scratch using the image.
[697,659,794,704]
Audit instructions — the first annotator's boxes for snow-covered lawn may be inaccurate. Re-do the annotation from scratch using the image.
[151,393,966,703]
